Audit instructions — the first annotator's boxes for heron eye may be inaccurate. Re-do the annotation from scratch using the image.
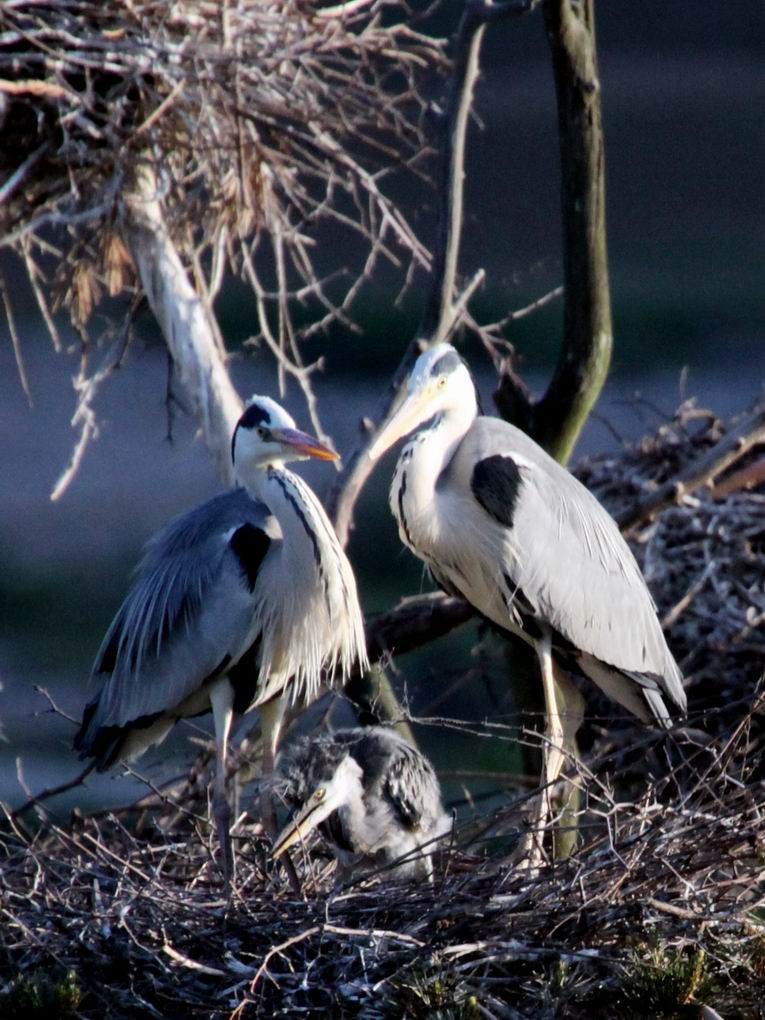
[314,788,325,802]
[437,375,447,390]
[257,426,268,439]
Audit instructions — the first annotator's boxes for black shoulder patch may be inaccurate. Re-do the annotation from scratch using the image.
[229,523,271,592]
[471,454,523,528]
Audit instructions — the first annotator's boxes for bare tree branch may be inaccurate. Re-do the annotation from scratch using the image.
[329,0,533,547]
[366,593,474,663]
[616,407,765,532]
[121,164,244,484]
[495,0,611,464]
[50,316,134,501]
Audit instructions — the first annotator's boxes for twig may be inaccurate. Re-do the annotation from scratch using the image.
[50,315,133,501]
[0,141,47,205]
[645,896,701,922]
[329,0,532,547]
[162,942,229,977]
[10,763,95,821]
[616,408,765,531]
[237,926,321,1006]
[0,266,32,404]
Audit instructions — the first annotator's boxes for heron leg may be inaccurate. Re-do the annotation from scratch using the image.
[258,693,288,839]
[550,667,585,860]
[539,632,566,787]
[520,637,585,868]
[210,678,236,891]
[419,851,435,884]
[258,693,302,894]
[515,631,565,870]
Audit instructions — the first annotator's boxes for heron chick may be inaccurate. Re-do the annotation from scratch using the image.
[74,397,368,883]
[273,727,450,881]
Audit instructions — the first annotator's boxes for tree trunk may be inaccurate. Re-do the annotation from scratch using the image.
[494,0,612,466]
[537,0,612,463]
[121,163,243,485]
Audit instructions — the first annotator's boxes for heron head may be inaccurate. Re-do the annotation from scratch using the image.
[368,343,475,461]
[232,396,339,472]
[272,752,363,860]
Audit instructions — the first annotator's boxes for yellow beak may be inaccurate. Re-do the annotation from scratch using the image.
[367,389,432,462]
[272,428,339,462]
[272,795,328,860]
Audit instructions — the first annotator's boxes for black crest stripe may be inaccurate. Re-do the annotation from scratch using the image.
[428,349,463,377]
[232,403,272,462]
[397,466,415,549]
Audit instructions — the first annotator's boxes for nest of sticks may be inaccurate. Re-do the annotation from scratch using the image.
[579,400,765,741]
[0,0,439,333]
[2,401,764,1018]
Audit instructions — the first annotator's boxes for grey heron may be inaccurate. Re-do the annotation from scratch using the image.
[368,344,686,852]
[74,396,368,880]
[272,726,450,881]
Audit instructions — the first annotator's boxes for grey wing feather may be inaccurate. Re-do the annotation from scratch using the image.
[83,489,278,732]
[364,730,445,833]
[462,419,685,710]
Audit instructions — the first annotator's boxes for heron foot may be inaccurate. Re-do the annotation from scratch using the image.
[213,790,235,895]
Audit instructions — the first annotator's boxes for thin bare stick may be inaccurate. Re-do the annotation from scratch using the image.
[0,266,32,404]
[51,315,133,501]
[11,763,95,821]
[329,0,532,547]
[316,0,375,18]
[616,408,765,532]
[0,141,47,206]
[22,237,63,351]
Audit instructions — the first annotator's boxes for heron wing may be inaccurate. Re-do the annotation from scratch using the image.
[370,730,444,833]
[79,489,279,736]
[455,418,685,709]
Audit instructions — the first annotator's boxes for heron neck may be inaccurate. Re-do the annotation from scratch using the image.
[403,401,475,504]
[247,465,337,568]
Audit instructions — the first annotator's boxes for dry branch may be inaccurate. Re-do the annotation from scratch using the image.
[122,166,244,483]
[614,406,765,532]
[329,0,534,548]
[495,0,612,464]
[0,0,441,484]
